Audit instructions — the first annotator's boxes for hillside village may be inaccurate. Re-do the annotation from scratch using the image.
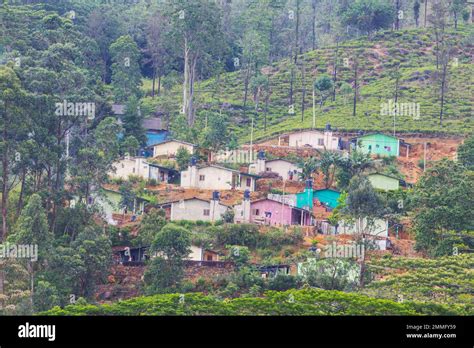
[96,123,463,301]
[0,0,472,317]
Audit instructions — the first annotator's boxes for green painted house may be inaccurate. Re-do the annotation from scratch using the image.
[314,189,341,209]
[353,133,400,157]
[367,173,402,191]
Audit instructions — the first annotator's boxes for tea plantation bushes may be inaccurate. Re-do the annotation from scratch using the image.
[365,254,474,306]
[42,288,470,316]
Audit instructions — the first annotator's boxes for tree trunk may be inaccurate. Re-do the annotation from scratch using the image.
[289,66,295,106]
[424,0,428,27]
[152,69,156,98]
[301,62,306,122]
[2,105,9,240]
[439,57,448,125]
[182,39,189,115]
[16,168,27,217]
[186,55,198,126]
[51,119,64,233]
[243,66,251,117]
[352,60,358,117]
[312,87,316,128]
[395,0,401,30]
[0,267,4,305]
[269,18,275,63]
[394,70,399,104]
[359,258,366,288]
[311,0,317,50]
[29,262,34,310]
[294,0,301,64]
[264,83,270,132]
[332,39,339,102]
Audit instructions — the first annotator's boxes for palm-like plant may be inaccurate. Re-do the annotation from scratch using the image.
[319,151,342,188]
[349,150,374,175]
[298,157,320,181]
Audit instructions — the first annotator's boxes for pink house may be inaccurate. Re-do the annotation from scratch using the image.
[249,198,312,226]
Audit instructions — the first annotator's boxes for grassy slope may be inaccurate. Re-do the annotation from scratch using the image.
[145,25,473,143]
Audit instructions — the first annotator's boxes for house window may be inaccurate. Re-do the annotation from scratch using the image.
[266,167,271,171]
[318,138,324,146]
[203,209,210,216]
[132,168,135,173]
[199,175,205,181]
[206,255,213,261]
[246,178,252,187]
[252,209,260,216]
[265,211,272,218]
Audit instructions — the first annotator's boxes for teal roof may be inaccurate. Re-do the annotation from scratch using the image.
[357,133,399,141]
[314,189,341,209]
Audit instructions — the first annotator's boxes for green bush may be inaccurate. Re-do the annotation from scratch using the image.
[267,275,302,291]
[216,224,260,248]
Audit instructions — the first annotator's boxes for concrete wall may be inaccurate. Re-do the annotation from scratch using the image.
[153,141,194,157]
[288,131,339,150]
[188,245,204,261]
[187,246,219,261]
[170,199,228,222]
[368,174,400,191]
[234,199,251,223]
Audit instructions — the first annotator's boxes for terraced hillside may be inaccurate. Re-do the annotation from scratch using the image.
[146,26,473,143]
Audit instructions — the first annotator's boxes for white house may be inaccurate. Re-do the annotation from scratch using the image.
[287,129,340,150]
[188,245,219,261]
[181,160,258,191]
[109,157,150,180]
[249,151,300,180]
[167,196,230,222]
[152,139,195,158]
[109,157,175,182]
